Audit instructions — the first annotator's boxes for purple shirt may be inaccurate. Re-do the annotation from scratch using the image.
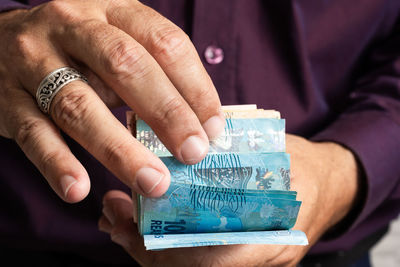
[1,0,400,264]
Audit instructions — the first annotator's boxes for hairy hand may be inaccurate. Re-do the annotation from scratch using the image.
[98,134,360,266]
[0,0,225,202]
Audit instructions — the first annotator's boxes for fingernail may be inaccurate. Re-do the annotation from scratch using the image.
[135,168,164,194]
[202,115,226,140]
[60,175,77,198]
[181,136,208,164]
[111,233,130,248]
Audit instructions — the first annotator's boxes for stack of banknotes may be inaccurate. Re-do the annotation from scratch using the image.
[126,105,308,250]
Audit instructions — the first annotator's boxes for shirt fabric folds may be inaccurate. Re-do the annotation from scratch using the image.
[0,0,399,264]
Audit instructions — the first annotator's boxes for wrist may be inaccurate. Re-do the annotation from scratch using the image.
[286,135,364,249]
[314,141,362,232]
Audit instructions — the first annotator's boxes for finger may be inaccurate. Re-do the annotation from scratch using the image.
[57,20,210,164]
[102,189,133,224]
[103,189,134,203]
[51,82,171,196]
[106,1,225,140]
[112,222,152,267]
[102,190,153,266]
[103,190,134,222]
[72,64,125,108]
[98,215,112,234]
[7,87,90,203]
[52,82,171,197]
[16,48,170,197]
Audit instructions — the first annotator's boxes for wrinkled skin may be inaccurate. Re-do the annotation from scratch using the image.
[0,0,226,202]
[99,134,360,266]
[0,0,361,265]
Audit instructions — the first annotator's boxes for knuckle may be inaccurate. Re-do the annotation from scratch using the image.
[190,88,219,116]
[12,32,37,59]
[149,25,191,63]
[191,86,215,106]
[42,0,78,22]
[195,85,215,99]
[13,118,67,177]
[38,150,66,177]
[104,39,150,81]
[102,140,130,168]
[51,88,93,128]
[152,96,187,125]
[14,118,43,148]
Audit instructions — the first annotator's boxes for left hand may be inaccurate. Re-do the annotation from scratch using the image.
[98,134,360,266]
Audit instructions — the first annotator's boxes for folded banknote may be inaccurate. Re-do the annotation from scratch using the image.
[134,117,285,156]
[138,183,301,235]
[161,152,290,190]
[126,106,308,250]
[144,230,308,250]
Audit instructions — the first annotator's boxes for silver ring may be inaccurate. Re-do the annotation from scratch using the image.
[36,67,88,114]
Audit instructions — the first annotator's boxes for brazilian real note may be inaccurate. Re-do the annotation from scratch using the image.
[135,118,285,156]
[139,183,301,235]
[162,152,291,191]
[126,105,308,250]
[144,230,308,250]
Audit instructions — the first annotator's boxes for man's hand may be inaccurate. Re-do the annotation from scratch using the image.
[98,134,360,266]
[0,0,225,202]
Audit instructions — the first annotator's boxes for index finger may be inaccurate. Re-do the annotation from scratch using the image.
[106,1,226,140]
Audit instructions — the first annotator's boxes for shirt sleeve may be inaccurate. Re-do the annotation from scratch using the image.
[0,0,28,12]
[311,20,400,234]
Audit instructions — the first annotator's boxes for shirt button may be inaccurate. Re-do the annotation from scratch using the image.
[204,45,224,65]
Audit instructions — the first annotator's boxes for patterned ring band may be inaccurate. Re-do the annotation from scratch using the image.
[35,67,88,114]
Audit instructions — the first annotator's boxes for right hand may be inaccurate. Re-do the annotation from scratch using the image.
[0,0,225,203]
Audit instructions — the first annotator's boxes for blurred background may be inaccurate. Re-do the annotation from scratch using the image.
[371,216,400,266]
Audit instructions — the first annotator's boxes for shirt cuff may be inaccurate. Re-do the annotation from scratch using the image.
[311,110,400,235]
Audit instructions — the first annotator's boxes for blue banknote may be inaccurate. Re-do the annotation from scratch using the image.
[144,230,308,250]
[136,118,285,156]
[139,183,301,235]
[161,152,291,190]
[132,107,308,250]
